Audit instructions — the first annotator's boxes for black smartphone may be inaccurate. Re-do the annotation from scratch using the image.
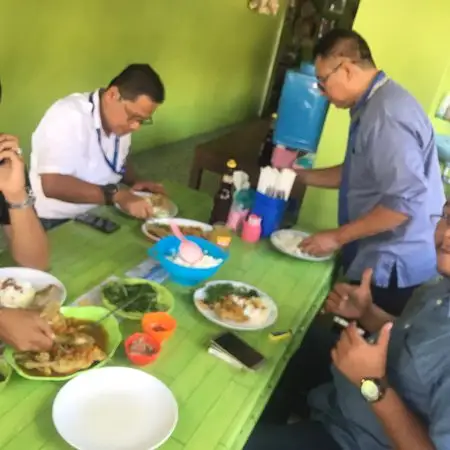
[212,333,265,370]
[74,213,120,234]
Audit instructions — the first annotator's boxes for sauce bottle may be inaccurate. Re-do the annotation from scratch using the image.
[209,159,237,225]
[258,113,277,167]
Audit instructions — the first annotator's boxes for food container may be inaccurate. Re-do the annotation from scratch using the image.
[124,333,161,366]
[210,223,232,249]
[101,278,175,320]
[0,358,12,393]
[142,312,177,344]
[148,236,229,286]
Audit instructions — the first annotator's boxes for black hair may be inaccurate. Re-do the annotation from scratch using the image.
[108,63,165,103]
[313,29,376,67]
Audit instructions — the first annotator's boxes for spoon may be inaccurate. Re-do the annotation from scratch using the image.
[169,221,204,265]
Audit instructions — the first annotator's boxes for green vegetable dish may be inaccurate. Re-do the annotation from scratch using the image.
[101,279,172,320]
[201,283,259,304]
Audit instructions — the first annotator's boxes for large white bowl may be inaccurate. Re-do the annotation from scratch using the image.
[53,367,178,450]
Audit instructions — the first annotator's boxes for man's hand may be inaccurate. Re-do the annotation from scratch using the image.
[0,134,20,153]
[0,144,28,203]
[0,309,54,352]
[114,190,153,219]
[325,268,374,319]
[132,180,166,195]
[332,321,392,386]
[300,230,341,256]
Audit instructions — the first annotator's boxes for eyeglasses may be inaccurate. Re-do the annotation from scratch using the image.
[430,212,450,225]
[118,96,154,126]
[317,62,344,92]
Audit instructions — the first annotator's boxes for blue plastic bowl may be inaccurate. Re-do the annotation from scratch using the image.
[148,236,229,286]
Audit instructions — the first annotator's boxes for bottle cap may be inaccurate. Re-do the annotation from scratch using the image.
[227,159,237,169]
[248,214,261,225]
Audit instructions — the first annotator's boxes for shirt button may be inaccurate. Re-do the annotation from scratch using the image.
[404,323,411,329]
[437,299,443,306]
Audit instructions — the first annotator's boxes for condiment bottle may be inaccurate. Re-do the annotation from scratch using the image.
[241,214,262,243]
[209,159,237,225]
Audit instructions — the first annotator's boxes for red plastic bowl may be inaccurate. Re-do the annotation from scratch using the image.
[124,333,161,366]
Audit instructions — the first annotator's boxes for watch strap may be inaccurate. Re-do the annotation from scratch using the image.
[6,189,35,210]
[102,184,119,206]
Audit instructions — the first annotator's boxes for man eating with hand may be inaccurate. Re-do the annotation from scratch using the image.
[244,200,450,449]
[30,63,166,230]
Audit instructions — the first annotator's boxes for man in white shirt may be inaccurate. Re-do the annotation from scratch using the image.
[30,63,166,230]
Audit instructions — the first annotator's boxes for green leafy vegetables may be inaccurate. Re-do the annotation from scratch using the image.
[102,281,167,313]
[202,283,259,304]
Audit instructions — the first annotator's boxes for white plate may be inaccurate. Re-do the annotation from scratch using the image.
[115,191,178,220]
[193,280,278,331]
[142,218,212,241]
[53,367,178,450]
[270,229,333,262]
[0,267,66,304]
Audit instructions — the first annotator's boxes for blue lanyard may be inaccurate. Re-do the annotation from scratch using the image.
[88,93,125,175]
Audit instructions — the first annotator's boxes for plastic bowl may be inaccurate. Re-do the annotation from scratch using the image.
[142,312,177,344]
[148,236,228,286]
[101,278,175,320]
[0,358,12,393]
[124,333,161,366]
[3,306,122,382]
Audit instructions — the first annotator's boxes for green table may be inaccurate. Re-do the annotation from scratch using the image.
[0,182,334,450]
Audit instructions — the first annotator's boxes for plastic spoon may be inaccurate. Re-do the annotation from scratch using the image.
[169,221,204,265]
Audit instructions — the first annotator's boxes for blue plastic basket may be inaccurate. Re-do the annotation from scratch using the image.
[148,236,228,286]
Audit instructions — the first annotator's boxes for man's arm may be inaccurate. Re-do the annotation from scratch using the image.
[358,303,394,334]
[295,164,342,189]
[336,205,407,245]
[3,199,49,270]
[41,174,132,206]
[371,388,434,450]
[336,115,427,245]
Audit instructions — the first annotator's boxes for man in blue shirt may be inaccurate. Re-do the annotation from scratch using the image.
[244,200,450,449]
[298,29,444,315]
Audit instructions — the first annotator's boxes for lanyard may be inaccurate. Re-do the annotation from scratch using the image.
[88,92,125,175]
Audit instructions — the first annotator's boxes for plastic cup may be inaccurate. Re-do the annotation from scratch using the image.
[142,312,177,344]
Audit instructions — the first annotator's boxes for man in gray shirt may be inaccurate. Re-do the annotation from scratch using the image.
[298,29,444,315]
[244,200,450,449]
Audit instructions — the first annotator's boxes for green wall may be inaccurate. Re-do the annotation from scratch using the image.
[299,0,450,230]
[0,0,284,155]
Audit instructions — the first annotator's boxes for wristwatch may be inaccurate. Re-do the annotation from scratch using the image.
[360,377,389,403]
[6,189,35,210]
[101,184,119,206]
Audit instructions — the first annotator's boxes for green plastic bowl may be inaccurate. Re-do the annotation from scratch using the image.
[3,306,122,382]
[101,278,174,320]
[0,358,12,393]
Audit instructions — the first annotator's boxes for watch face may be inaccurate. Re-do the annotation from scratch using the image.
[361,379,380,402]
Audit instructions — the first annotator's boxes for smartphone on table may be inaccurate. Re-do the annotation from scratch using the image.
[74,213,120,234]
[211,332,265,370]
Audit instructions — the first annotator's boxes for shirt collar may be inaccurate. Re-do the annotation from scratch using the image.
[350,70,386,118]
[91,89,103,131]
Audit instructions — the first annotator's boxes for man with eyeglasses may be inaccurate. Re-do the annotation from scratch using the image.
[297,29,444,316]
[30,64,166,230]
